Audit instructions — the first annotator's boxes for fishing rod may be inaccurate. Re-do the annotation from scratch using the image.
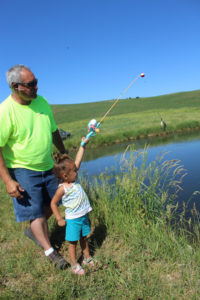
[81,73,145,146]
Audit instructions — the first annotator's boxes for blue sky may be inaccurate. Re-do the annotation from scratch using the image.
[0,0,199,104]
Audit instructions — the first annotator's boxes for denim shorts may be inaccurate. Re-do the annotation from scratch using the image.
[9,168,58,222]
[65,214,91,242]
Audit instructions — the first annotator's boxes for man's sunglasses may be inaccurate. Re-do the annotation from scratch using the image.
[13,79,38,88]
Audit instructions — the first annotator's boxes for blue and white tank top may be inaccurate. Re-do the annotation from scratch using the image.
[59,183,92,219]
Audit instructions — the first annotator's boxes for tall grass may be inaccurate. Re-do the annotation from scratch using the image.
[85,147,186,232]
[1,148,200,298]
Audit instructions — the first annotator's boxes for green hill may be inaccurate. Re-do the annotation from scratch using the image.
[51,90,200,148]
[52,90,200,125]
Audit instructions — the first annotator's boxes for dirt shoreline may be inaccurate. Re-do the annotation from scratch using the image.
[68,126,200,150]
[127,126,200,141]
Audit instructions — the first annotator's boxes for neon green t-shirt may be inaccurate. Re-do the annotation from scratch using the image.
[0,95,57,171]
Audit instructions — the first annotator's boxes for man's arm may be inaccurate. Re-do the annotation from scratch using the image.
[52,129,68,154]
[0,148,24,199]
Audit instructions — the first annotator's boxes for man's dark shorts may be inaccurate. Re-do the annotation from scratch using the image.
[9,168,58,222]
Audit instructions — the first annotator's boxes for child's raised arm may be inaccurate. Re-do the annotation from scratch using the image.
[50,186,66,226]
[75,137,89,170]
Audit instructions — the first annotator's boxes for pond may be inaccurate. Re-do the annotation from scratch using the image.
[80,130,200,216]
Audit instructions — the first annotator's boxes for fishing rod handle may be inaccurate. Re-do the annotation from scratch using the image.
[81,131,94,147]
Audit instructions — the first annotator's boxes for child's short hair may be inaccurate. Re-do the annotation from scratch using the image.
[53,153,74,178]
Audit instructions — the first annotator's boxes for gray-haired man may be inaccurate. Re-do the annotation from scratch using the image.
[0,65,68,269]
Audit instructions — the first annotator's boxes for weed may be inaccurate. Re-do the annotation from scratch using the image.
[1,149,200,298]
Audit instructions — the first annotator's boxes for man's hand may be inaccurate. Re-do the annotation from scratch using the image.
[6,179,24,199]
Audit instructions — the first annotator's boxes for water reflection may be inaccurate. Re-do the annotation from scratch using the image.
[83,129,200,162]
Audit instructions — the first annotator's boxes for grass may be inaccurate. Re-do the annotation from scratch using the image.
[51,89,200,150]
[52,90,200,124]
[1,90,200,298]
[1,148,200,299]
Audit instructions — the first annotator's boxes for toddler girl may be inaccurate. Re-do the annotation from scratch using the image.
[51,140,94,275]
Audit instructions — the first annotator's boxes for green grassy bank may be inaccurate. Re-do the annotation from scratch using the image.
[52,89,200,149]
[1,149,200,299]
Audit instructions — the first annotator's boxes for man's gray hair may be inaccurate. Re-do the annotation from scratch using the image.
[6,64,31,87]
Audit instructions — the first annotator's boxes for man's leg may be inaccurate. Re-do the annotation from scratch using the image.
[30,217,51,251]
[30,216,67,269]
[11,168,67,269]
[25,206,52,247]
[25,169,55,246]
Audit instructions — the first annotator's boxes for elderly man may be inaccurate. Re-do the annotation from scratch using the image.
[0,65,68,269]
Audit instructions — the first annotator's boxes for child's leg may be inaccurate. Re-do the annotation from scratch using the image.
[68,241,77,265]
[81,236,95,267]
[80,236,90,258]
[69,240,85,275]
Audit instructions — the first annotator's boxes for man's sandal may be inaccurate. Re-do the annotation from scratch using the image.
[71,263,85,276]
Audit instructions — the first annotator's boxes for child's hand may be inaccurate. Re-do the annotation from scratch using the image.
[57,218,66,227]
[81,137,90,145]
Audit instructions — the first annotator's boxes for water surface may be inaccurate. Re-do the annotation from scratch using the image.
[80,130,200,214]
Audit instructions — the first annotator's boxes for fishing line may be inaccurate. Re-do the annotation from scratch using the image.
[99,73,144,123]
[81,73,145,146]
